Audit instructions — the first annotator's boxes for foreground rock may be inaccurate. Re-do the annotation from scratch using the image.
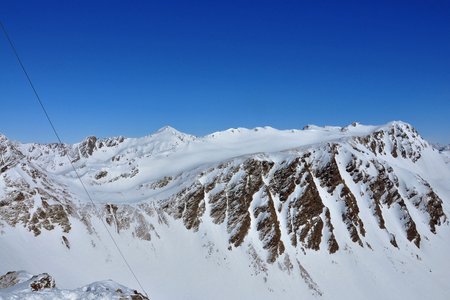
[0,271,148,300]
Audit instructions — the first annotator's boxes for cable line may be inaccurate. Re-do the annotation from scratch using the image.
[0,20,149,298]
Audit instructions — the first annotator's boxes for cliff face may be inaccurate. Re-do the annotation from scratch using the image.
[0,122,449,299]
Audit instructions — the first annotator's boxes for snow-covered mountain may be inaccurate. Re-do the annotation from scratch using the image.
[1,121,449,300]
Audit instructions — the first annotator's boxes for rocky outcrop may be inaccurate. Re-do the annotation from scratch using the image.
[29,273,56,291]
[0,271,23,289]
[0,271,55,291]
[78,135,126,158]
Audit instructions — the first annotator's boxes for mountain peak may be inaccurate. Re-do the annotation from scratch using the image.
[155,125,179,133]
[153,125,191,137]
[150,126,196,143]
[382,121,422,141]
[381,120,416,133]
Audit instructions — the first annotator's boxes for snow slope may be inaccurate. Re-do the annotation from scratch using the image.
[0,121,449,300]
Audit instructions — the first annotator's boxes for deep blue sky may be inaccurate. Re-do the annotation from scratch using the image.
[1,0,449,143]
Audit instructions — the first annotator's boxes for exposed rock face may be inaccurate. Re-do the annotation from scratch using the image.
[314,151,365,246]
[0,121,448,269]
[78,135,126,158]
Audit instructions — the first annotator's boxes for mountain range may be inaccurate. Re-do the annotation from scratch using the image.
[0,121,449,299]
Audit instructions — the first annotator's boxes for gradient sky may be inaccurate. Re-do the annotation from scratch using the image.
[1,0,449,143]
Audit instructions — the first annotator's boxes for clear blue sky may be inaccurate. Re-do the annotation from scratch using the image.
[1,0,449,143]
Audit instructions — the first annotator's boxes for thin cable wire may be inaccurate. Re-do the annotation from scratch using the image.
[0,20,149,298]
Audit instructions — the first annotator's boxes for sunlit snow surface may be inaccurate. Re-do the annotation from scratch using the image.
[1,121,449,300]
